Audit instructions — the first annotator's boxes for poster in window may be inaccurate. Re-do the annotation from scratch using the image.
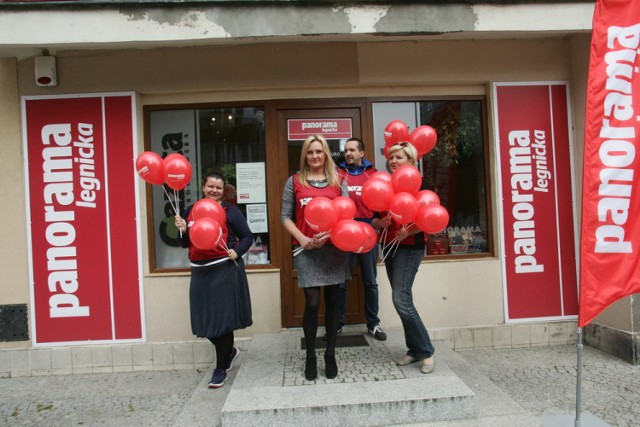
[236,162,266,204]
[246,203,268,233]
[149,109,199,269]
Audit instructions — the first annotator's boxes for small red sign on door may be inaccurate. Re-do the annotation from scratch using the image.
[287,118,352,140]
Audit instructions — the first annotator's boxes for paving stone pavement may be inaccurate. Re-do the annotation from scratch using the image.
[457,344,640,427]
[283,332,405,386]
[1,340,638,426]
[0,369,206,426]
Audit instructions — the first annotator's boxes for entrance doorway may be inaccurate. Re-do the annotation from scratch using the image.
[276,104,371,327]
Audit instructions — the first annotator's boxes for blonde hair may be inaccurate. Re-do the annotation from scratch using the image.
[298,134,340,187]
[388,142,418,165]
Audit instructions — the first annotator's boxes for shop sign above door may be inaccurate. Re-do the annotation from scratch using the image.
[287,118,352,140]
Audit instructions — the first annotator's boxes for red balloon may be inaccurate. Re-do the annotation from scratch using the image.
[189,218,222,250]
[384,120,409,146]
[389,192,418,225]
[369,171,392,184]
[415,204,449,234]
[164,154,193,190]
[355,223,378,254]
[191,199,226,225]
[408,125,437,158]
[331,219,367,252]
[361,179,394,212]
[163,153,182,162]
[415,189,440,207]
[305,196,337,232]
[135,151,165,185]
[333,196,356,222]
[391,164,422,194]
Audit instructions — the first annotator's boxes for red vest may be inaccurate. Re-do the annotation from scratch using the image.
[338,167,376,220]
[292,173,343,245]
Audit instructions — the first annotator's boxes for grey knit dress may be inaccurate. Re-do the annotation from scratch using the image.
[281,176,351,288]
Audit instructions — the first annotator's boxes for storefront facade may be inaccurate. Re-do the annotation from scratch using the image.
[6,1,631,366]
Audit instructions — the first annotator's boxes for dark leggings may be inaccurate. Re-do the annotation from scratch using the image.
[303,284,339,358]
[208,332,234,370]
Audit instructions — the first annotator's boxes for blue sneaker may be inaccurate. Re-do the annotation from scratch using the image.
[225,347,240,371]
[208,368,226,389]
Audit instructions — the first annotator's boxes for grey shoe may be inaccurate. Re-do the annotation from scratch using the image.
[396,354,418,366]
[420,357,435,374]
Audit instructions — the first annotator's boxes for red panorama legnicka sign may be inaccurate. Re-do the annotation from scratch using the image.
[22,93,144,345]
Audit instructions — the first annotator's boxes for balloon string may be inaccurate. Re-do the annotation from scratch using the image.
[219,240,238,267]
[380,237,399,264]
[292,231,330,257]
[174,189,180,217]
[161,186,182,237]
[379,227,388,248]
[315,231,330,240]
[174,189,183,238]
[162,185,179,216]
[391,238,400,258]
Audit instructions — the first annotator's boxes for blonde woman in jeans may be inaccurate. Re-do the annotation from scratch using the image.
[372,142,435,374]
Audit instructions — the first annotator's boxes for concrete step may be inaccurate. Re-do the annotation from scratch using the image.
[221,329,476,426]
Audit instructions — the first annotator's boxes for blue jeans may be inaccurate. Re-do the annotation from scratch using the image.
[338,246,380,330]
[384,246,434,360]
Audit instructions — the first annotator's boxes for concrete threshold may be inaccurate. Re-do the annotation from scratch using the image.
[222,329,476,426]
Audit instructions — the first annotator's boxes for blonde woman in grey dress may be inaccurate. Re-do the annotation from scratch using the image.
[281,135,350,381]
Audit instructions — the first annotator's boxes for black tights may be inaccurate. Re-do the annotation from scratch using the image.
[208,332,234,370]
[303,284,339,358]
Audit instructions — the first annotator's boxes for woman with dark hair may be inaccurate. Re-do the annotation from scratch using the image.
[281,135,350,381]
[175,172,253,388]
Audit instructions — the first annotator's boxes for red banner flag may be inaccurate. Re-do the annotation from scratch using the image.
[580,0,640,327]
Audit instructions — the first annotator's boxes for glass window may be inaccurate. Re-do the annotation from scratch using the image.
[147,106,268,271]
[419,100,489,256]
[372,99,490,257]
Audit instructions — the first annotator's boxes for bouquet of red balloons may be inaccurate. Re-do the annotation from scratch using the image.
[362,165,448,235]
[135,151,192,190]
[383,120,437,159]
[293,195,378,255]
[363,120,450,257]
[135,151,192,233]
